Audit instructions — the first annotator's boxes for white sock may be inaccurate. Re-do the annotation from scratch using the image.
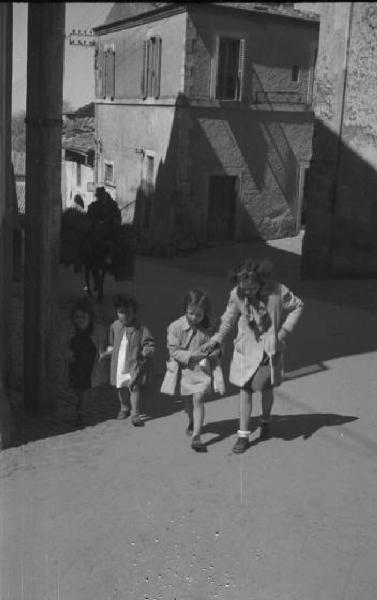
[237,430,250,438]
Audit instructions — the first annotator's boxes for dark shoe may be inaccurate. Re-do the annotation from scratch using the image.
[186,421,194,436]
[117,408,130,420]
[131,415,145,427]
[259,422,272,440]
[232,436,249,454]
[76,414,85,429]
[191,435,207,452]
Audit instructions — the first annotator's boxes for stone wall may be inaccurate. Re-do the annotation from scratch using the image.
[302,2,377,278]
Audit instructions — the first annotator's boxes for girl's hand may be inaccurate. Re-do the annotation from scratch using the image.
[99,346,113,360]
[189,350,208,365]
[200,340,219,355]
[207,347,221,359]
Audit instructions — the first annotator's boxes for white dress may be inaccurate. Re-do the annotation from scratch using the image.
[116,330,131,388]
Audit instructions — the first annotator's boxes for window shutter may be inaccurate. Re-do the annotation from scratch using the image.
[148,38,155,98]
[95,47,105,99]
[101,49,106,99]
[216,37,224,99]
[154,36,162,99]
[237,38,246,101]
[141,39,149,99]
[95,47,100,97]
[106,48,115,100]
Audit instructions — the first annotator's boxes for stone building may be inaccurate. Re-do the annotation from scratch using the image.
[301,2,377,278]
[94,2,319,253]
[62,118,95,210]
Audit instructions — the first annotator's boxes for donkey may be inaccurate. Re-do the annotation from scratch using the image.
[61,208,113,302]
[81,234,113,303]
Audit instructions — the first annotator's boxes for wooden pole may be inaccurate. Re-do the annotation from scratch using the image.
[0,3,13,446]
[24,3,65,412]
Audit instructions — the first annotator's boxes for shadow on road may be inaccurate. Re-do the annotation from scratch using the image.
[8,232,377,450]
[204,413,358,448]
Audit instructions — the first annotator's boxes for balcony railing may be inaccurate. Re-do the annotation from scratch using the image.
[254,90,306,104]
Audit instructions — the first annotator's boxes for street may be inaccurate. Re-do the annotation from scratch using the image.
[2,234,377,600]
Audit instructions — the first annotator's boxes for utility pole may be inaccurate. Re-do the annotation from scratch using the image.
[0,3,13,446]
[24,3,65,412]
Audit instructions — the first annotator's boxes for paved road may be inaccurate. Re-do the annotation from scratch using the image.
[2,235,377,599]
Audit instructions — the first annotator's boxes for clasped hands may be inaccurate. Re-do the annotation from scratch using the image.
[189,340,220,365]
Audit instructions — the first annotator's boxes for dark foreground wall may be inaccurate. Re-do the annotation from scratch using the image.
[302,2,377,278]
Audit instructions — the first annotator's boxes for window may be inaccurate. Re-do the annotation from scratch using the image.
[207,175,237,243]
[216,37,245,100]
[291,65,300,83]
[76,163,81,187]
[95,44,115,100]
[146,155,154,186]
[104,161,114,185]
[141,36,162,99]
[142,152,155,230]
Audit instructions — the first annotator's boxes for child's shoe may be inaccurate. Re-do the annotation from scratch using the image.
[232,436,249,454]
[191,435,207,452]
[76,414,85,429]
[131,415,144,427]
[117,408,130,420]
[259,422,272,440]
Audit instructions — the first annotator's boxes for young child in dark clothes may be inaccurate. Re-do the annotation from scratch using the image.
[62,297,108,427]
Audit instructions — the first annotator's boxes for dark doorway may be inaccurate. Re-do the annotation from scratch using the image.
[301,167,309,227]
[207,175,237,243]
[296,162,310,231]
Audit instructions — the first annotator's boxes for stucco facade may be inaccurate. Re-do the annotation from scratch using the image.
[302,2,377,278]
[95,3,318,253]
[61,159,95,210]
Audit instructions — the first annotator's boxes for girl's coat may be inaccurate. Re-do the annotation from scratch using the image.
[212,281,303,387]
[109,319,155,388]
[162,315,223,396]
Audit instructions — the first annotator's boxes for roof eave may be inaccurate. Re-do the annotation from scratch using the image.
[94,2,319,34]
[63,146,94,157]
[93,4,186,35]
[189,3,320,25]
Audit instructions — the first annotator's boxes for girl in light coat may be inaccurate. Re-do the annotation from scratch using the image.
[201,258,304,454]
[161,289,225,452]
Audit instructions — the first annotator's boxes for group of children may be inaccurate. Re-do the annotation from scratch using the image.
[62,257,304,454]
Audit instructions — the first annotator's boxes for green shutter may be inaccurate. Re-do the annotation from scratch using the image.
[106,48,115,100]
[237,38,246,101]
[154,36,162,99]
[95,46,105,99]
[141,39,149,99]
